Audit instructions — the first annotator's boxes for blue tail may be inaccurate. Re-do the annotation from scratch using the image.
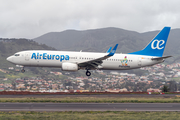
[128,27,171,57]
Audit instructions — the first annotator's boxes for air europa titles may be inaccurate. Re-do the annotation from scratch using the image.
[31,53,69,62]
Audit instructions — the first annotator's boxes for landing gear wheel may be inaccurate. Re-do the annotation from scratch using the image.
[86,70,91,76]
[21,69,25,73]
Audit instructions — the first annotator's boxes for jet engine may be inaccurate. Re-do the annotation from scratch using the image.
[62,63,78,71]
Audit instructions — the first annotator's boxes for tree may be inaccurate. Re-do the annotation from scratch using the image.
[161,85,170,92]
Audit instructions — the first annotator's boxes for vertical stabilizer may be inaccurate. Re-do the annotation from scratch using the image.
[128,27,171,57]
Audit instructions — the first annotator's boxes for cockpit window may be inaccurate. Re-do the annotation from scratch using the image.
[14,54,20,56]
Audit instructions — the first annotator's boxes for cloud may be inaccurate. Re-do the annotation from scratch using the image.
[0,0,180,38]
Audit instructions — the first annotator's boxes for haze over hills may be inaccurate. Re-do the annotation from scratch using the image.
[33,27,180,63]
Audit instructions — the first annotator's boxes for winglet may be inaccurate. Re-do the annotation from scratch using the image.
[106,47,112,53]
[107,44,118,56]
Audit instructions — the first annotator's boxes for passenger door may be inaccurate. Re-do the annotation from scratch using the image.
[138,57,142,67]
[25,53,30,61]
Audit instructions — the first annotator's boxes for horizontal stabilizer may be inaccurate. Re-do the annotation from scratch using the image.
[151,56,172,60]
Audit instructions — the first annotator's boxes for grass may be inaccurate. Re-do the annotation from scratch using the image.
[0,97,180,119]
[0,111,179,120]
[0,96,180,103]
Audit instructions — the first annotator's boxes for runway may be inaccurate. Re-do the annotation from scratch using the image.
[0,94,178,98]
[0,103,180,111]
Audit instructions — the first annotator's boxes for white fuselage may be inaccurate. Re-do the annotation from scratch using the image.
[7,50,163,70]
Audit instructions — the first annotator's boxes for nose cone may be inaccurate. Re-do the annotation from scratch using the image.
[6,56,14,63]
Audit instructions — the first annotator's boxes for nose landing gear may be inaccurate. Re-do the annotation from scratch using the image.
[21,68,25,73]
[86,70,91,76]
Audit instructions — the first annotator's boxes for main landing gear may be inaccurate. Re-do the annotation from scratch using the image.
[86,70,91,76]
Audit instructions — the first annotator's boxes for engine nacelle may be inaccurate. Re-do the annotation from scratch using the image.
[62,63,78,71]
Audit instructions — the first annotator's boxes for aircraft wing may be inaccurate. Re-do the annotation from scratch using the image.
[151,56,172,60]
[78,44,118,69]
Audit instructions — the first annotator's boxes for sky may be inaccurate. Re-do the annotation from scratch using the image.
[0,0,180,39]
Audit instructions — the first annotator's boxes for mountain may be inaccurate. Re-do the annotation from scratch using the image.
[33,28,144,53]
[0,38,55,68]
[33,27,180,63]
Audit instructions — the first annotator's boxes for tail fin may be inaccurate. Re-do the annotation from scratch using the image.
[128,27,171,57]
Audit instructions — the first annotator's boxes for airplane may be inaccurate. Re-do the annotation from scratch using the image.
[7,27,171,76]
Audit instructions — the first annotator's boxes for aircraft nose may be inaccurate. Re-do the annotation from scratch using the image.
[6,56,13,63]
